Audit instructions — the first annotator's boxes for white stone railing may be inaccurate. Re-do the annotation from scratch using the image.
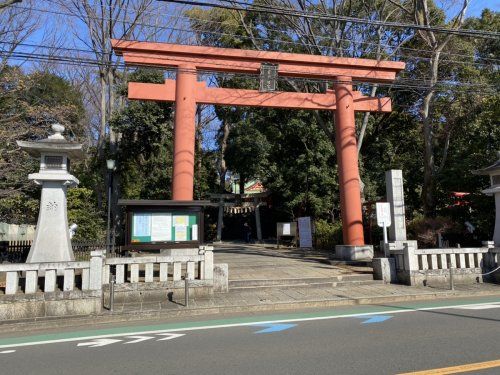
[103,250,214,286]
[390,242,499,285]
[1,247,215,297]
[0,250,104,295]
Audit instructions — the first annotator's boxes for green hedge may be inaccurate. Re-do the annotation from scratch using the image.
[314,219,343,250]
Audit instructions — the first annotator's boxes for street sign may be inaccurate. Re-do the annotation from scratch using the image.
[376,202,391,228]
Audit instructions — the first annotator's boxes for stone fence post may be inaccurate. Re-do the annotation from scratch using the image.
[403,242,418,272]
[89,250,105,291]
[203,250,214,280]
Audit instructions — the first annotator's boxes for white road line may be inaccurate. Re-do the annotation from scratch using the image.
[0,301,499,350]
[453,303,500,310]
[1,350,16,354]
[77,339,122,348]
[124,336,155,344]
[156,333,185,341]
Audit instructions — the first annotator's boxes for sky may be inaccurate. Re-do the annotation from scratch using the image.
[467,0,499,16]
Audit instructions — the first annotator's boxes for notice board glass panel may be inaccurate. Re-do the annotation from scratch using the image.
[131,211,198,243]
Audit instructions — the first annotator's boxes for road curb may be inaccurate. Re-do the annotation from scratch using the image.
[1,288,500,334]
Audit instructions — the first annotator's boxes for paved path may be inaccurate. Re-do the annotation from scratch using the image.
[212,242,371,281]
[1,297,500,374]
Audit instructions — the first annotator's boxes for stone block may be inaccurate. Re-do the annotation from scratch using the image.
[335,245,374,261]
[161,248,199,257]
[25,270,38,294]
[203,250,214,280]
[372,258,397,283]
[213,263,229,293]
[5,271,19,295]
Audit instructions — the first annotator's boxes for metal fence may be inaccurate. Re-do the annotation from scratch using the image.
[0,240,123,263]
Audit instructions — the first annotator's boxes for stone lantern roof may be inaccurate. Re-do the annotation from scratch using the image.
[472,151,500,175]
[16,124,84,159]
[473,151,500,195]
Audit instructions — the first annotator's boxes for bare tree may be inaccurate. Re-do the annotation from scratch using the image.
[56,0,155,156]
[411,0,469,215]
[0,0,38,73]
[0,0,22,10]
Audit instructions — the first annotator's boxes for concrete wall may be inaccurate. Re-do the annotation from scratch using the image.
[0,290,101,321]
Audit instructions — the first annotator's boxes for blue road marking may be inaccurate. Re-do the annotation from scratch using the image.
[253,323,297,334]
[356,315,393,324]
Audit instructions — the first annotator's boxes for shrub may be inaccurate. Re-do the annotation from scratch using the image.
[407,216,469,248]
[314,219,343,250]
[67,188,105,241]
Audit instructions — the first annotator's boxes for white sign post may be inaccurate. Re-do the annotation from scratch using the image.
[376,202,392,257]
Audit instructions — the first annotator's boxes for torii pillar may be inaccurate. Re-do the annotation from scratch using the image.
[334,76,364,247]
[172,64,197,200]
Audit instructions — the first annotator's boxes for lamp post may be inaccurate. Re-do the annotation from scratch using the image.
[106,159,116,255]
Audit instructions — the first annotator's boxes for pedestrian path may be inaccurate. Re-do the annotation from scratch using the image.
[212,242,372,283]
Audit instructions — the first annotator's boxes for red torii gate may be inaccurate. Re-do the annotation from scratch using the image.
[112,40,405,249]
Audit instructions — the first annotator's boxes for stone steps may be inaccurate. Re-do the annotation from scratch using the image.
[229,274,379,291]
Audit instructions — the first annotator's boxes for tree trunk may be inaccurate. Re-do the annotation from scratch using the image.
[239,175,245,195]
[421,52,440,216]
[219,119,230,192]
[98,73,107,159]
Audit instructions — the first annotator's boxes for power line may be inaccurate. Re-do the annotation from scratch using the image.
[161,11,500,63]
[158,0,500,39]
[1,42,495,89]
[2,50,496,94]
[40,0,500,63]
[10,3,499,69]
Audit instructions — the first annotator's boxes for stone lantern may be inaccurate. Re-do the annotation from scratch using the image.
[17,124,84,262]
[473,151,500,246]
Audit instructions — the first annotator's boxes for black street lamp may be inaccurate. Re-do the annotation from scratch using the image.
[106,159,116,254]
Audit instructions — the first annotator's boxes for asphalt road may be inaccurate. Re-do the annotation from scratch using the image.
[1,297,500,375]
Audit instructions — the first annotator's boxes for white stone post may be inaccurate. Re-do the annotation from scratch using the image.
[385,170,407,241]
[89,250,104,291]
[403,242,418,272]
[203,250,214,280]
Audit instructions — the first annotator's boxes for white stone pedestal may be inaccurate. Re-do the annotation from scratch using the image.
[27,180,76,263]
[335,245,374,261]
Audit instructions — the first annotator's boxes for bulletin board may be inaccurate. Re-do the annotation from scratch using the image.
[131,212,199,243]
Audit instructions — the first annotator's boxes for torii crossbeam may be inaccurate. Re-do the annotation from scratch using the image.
[112,40,405,250]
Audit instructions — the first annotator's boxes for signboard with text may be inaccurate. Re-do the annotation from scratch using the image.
[376,202,392,228]
[298,217,313,248]
[131,211,198,243]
